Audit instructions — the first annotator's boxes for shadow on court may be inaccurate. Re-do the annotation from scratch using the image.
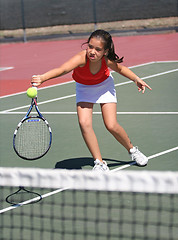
[55,157,134,170]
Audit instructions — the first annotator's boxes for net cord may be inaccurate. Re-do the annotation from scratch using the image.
[0,168,178,194]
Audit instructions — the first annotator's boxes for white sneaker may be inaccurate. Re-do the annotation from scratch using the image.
[129,146,148,166]
[92,159,110,171]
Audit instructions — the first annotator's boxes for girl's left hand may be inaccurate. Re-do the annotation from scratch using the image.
[135,77,152,94]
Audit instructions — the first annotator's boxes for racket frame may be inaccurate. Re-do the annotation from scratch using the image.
[13,98,52,160]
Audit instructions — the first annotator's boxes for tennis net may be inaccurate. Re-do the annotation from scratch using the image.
[0,167,178,240]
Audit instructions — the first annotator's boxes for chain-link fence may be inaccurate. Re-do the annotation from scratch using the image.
[0,0,177,30]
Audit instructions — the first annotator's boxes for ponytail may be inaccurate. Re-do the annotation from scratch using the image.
[84,29,124,63]
[107,39,124,63]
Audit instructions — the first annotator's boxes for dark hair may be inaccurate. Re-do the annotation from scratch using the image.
[83,29,123,63]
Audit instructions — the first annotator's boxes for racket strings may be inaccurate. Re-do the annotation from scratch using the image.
[14,117,51,159]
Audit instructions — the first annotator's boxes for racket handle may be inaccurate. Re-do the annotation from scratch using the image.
[32,85,37,89]
[32,75,38,88]
[31,81,38,97]
[32,82,38,91]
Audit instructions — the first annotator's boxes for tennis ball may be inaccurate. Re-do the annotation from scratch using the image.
[26,87,37,98]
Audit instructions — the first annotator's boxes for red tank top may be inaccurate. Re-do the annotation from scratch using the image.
[72,56,110,85]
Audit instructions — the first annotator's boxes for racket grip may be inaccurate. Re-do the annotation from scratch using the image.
[32,82,38,90]
[32,75,38,88]
[32,81,38,96]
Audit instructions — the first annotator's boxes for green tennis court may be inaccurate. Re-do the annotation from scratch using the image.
[0,61,178,239]
[0,61,178,170]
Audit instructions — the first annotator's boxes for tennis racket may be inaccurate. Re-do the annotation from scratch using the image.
[13,97,52,160]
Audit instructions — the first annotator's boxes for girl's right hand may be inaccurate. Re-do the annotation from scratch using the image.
[31,75,43,87]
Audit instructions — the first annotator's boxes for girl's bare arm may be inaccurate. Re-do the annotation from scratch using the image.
[31,51,86,86]
[107,59,152,93]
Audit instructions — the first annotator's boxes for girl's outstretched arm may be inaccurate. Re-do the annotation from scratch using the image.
[107,59,152,94]
[31,51,86,87]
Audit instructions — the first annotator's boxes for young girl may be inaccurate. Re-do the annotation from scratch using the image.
[31,29,152,171]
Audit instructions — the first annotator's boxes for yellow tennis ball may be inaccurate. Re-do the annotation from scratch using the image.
[26,87,37,98]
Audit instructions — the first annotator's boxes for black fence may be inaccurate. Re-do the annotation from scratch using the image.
[0,0,177,30]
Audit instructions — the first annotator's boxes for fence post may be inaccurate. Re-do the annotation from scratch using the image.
[21,0,27,42]
[92,0,97,30]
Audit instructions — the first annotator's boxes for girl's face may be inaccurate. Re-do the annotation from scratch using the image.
[86,37,107,62]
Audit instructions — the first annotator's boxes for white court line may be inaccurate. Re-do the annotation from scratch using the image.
[154,60,178,63]
[115,68,178,87]
[140,68,178,80]
[0,67,14,72]
[0,61,143,99]
[1,111,178,115]
[0,187,70,214]
[127,60,178,69]
[1,146,178,213]
[0,80,75,99]
[1,60,177,99]
[111,146,178,172]
[1,67,178,113]
[1,94,76,113]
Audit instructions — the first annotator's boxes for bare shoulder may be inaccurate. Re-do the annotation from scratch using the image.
[76,50,87,67]
[60,50,87,73]
[72,50,86,61]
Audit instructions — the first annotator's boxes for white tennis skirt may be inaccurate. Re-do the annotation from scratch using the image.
[76,75,117,104]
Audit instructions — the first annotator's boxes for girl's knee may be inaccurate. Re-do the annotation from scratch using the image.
[105,122,116,132]
[78,118,92,131]
[105,121,120,133]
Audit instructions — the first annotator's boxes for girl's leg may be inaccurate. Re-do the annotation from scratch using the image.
[77,102,103,162]
[101,103,133,152]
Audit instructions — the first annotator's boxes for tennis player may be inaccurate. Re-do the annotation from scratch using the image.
[32,29,152,171]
